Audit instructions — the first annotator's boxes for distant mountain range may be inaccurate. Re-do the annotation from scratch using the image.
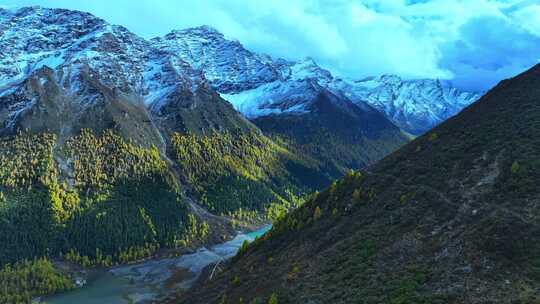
[152,25,479,135]
[0,9,478,137]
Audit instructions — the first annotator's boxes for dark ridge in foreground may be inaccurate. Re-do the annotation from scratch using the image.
[174,65,540,303]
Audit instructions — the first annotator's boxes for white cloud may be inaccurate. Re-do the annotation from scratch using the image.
[512,4,540,36]
[1,0,539,91]
[351,3,379,25]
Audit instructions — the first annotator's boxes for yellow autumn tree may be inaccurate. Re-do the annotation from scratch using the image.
[313,206,322,220]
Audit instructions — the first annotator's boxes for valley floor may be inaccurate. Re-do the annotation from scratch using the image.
[41,225,271,304]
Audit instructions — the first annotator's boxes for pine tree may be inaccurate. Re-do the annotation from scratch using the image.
[351,189,362,203]
[268,293,278,304]
[313,206,322,220]
[511,161,521,174]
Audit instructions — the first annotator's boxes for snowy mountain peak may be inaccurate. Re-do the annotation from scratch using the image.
[0,6,204,112]
[152,26,280,93]
[0,8,479,135]
[289,57,333,83]
[173,25,222,35]
[335,76,480,134]
[151,25,479,134]
[298,56,316,65]
[163,25,225,43]
[0,6,108,88]
[376,74,404,84]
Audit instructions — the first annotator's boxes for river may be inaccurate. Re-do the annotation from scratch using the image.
[44,225,272,304]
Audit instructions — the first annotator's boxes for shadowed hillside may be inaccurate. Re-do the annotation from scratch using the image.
[176,64,540,304]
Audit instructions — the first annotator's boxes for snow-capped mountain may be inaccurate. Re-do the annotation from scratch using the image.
[154,27,336,116]
[0,7,258,141]
[0,6,203,102]
[156,25,479,135]
[217,58,339,119]
[0,6,476,136]
[332,76,480,135]
[151,26,281,93]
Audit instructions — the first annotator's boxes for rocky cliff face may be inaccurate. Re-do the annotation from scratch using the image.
[151,26,281,94]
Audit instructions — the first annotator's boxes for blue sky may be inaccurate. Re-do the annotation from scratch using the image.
[1,0,539,91]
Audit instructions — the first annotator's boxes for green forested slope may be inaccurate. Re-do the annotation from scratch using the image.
[171,131,329,217]
[0,127,330,302]
[0,130,195,266]
[0,258,73,304]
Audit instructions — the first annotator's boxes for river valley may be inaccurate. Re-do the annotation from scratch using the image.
[43,225,272,304]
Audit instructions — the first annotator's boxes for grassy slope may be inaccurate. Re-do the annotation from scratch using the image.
[178,65,540,304]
